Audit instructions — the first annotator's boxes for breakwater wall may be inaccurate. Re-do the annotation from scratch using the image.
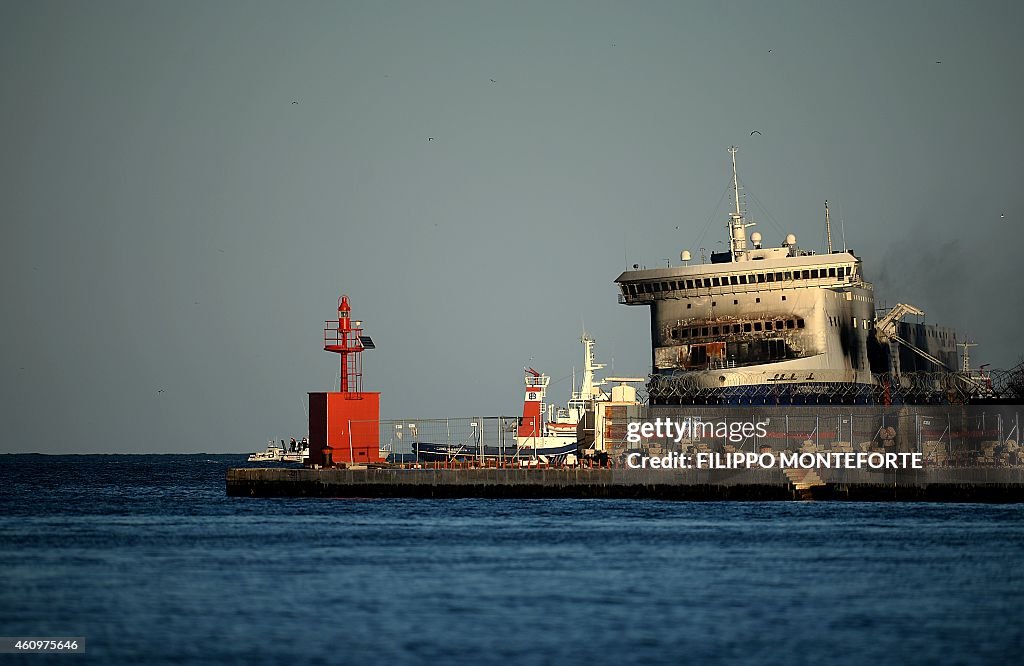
[226,466,1024,502]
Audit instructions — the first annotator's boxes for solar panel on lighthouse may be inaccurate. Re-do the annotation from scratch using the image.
[358,336,375,349]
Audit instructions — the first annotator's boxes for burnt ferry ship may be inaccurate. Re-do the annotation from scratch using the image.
[615,147,989,405]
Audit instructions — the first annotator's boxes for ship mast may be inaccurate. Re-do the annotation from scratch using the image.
[824,200,833,254]
[959,341,977,374]
[727,146,754,261]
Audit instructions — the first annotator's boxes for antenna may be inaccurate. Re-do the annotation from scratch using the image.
[726,146,754,261]
[730,146,741,218]
[824,200,833,254]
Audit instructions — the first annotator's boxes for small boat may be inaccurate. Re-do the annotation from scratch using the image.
[248,438,309,464]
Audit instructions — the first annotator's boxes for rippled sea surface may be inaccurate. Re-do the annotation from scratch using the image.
[1,454,1022,665]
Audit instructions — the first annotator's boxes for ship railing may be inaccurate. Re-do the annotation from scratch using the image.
[644,365,1024,405]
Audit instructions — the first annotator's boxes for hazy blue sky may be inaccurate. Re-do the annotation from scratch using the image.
[2,1,1021,453]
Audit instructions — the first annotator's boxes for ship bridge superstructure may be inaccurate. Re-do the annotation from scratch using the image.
[614,147,958,402]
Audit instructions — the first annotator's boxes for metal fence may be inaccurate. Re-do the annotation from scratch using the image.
[347,406,1021,468]
[354,416,545,464]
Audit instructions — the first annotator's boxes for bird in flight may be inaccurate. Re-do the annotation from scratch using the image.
[428,137,434,141]
[291,100,298,104]
[750,130,762,136]
[490,79,496,83]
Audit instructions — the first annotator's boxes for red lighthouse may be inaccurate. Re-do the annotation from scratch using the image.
[307,294,382,467]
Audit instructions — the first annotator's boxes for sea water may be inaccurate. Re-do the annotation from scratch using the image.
[1,455,1021,665]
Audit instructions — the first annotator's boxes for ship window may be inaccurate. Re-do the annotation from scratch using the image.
[734,299,739,305]
[733,324,741,333]
[775,272,783,281]
[653,283,662,292]
[704,278,712,288]
[685,279,693,289]
[802,270,810,279]
[846,266,852,276]
[687,303,692,309]
[664,282,671,291]
[743,323,752,332]
[730,275,738,285]
[712,277,720,287]
[670,329,678,339]
[712,326,720,335]
[712,301,717,307]
[811,269,819,278]
[740,275,748,284]
[755,297,761,303]
[754,322,763,331]
[781,295,787,301]
[757,273,765,283]
[701,327,709,336]
[797,318,805,328]
[764,321,773,331]
[829,267,836,277]
[766,272,775,282]
[786,319,795,329]
[768,339,787,360]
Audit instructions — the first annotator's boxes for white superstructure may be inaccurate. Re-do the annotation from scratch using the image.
[615,148,959,396]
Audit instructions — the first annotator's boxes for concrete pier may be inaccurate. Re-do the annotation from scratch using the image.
[226,466,1024,502]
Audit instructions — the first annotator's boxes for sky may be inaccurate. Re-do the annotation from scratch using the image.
[2,0,1022,453]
